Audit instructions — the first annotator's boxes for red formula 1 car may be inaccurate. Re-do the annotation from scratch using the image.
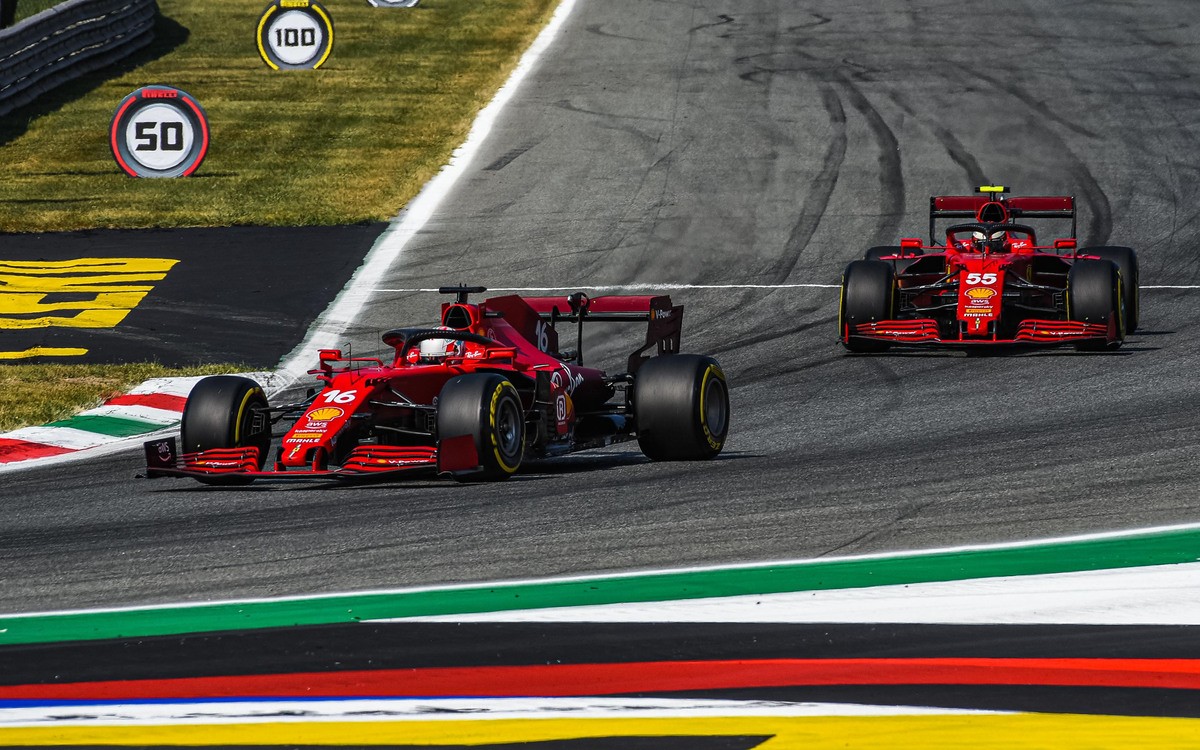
[143,286,730,484]
[839,186,1139,352]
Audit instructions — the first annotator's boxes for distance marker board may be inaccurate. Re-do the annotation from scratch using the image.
[109,86,209,178]
[257,0,334,70]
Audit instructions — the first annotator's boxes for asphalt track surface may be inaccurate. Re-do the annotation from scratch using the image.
[5,0,1200,617]
[1,224,383,365]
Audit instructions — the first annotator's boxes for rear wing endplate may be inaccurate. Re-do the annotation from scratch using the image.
[521,294,682,372]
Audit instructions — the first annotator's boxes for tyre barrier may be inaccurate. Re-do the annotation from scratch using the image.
[0,0,157,118]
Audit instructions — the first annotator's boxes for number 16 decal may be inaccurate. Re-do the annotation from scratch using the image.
[110,86,209,178]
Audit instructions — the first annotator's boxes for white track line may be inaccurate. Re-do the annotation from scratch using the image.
[0,699,999,726]
[273,0,580,389]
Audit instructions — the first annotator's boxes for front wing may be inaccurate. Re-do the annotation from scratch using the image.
[141,435,481,484]
[844,316,1118,348]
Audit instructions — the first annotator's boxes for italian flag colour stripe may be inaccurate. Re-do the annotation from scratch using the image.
[2,524,1199,646]
[0,373,270,467]
[3,658,1200,701]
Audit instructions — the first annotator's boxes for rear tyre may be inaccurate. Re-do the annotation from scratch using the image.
[840,259,896,352]
[1083,246,1139,333]
[635,354,729,461]
[438,373,524,481]
[1068,259,1123,351]
[180,375,271,469]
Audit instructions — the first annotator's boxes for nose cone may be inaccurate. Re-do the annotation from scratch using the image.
[957,265,1005,333]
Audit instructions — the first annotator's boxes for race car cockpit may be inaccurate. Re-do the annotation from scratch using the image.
[946,222,1038,254]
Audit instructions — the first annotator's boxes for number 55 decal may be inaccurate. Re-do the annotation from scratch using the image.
[966,273,998,285]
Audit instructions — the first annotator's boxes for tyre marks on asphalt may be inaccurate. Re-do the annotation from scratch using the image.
[774,83,845,284]
[832,74,905,248]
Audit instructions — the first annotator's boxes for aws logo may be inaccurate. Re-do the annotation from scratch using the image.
[0,258,178,360]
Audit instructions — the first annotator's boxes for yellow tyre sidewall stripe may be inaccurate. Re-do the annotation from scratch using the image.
[488,380,521,474]
[232,387,264,445]
[699,364,725,451]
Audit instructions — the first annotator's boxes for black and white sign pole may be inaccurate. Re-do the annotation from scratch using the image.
[257,0,335,70]
[110,87,210,178]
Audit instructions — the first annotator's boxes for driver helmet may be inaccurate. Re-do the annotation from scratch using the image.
[972,228,1007,253]
[418,326,461,362]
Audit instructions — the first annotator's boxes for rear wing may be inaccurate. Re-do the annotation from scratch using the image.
[522,294,675,321]
[520,294,682,372]
[929,193,1075,244]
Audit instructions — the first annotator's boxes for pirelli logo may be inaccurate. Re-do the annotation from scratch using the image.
[0,258,178,359]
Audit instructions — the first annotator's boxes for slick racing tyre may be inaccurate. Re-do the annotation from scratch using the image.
[840,259,896,353]
[438,373,524,481]
[1083,246,1139,333]
[1068,259,1124,351]
[180,376,271,469]
[635,354,729,461]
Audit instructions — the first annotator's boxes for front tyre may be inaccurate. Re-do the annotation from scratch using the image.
[438,373,524,481]
[180,375,271,469]
[840,259,896,352]
[1083,246,1139,333]
[635,354,729,461]
[1068,259,1124,351]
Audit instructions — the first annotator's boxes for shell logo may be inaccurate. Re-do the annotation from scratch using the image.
[306,407,344,421]
[965,287,996,300]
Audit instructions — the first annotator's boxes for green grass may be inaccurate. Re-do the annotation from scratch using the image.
[0,0,556,231]
[1,0,558,432]
[12,0,59,23]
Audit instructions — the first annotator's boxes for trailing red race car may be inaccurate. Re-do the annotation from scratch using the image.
[143,286,730,484]
[839,186,1139,352]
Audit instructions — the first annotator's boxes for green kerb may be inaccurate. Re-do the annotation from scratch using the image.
[45,414,166,437]
[3,528,1198,645]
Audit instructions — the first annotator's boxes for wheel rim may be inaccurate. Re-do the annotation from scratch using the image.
[496,397,522,459]
[703,375,728,438]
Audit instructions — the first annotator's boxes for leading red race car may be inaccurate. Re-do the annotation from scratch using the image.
[143,286,730,484]
[839,186,1139,352]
